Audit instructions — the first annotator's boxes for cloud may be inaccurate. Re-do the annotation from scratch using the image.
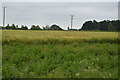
[0,2,118,29]
[1,0,119,2]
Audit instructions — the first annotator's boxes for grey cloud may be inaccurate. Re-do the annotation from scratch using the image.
[0,2,118,29]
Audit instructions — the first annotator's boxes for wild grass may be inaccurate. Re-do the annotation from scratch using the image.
[2,30,119,78]
[2,30,118,40]
[2,30,119,44]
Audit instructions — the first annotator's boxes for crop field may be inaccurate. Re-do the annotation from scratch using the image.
[2,30,119,78]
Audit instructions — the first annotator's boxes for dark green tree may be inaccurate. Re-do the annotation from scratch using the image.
[43,27,46,30]
[30,25,41,30]
[67,27,70,30]
[42,25,50,30]
[112,20,120,31]
[21,25,24,30]
[45,25,50,30]
[0,26,3,29]
[5,24,10,29]
[80,20,120,31]
[24,26,28,30]
[108,23,113,31]
[11,24,16,29]
[92,20,99,30]
[99,20,109,31]
[30,25,36,30]
[20,25,28,30]
[16,25,18,28]
[36,25,42,30]
[15,25,19,30]
[50,24,63,30]
[81,21,93,30]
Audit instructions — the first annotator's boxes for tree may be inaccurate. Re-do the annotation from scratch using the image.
[24,26,28,30]
[99,20,109,31]
[5,24,10,29]
[36,25,42,30]
[30,25,41,30]
[11,24,16,29]
[42,25,50,30]
[108,23,113,31]
[5,24,16,29]
[81,20,117,31]
[15,25,19,30]
[0,26,3,29]
[30,25,36,30]
[112,20,120,31]
[43,27,46,30]
[45,25,50,30]
[50,24,63,30]
[21,25,24,30]
[81,21,93,30]
[67,27,70,30]
[20,25,28,30]
[92,20,98,30]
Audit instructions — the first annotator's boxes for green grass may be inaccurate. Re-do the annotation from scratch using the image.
[2,30,119,78]
[2,30,118,40]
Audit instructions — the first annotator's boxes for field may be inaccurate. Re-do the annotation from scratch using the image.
[2,30,119,78]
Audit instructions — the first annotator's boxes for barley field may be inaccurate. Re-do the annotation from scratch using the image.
[2,30,119,78]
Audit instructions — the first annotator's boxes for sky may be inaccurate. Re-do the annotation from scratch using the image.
[0,0,119,2]
[0,0,119,29]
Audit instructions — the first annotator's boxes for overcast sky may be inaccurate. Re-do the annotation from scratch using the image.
[0,1,119,29]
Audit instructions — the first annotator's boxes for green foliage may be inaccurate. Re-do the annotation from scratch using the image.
[30,25,42,30]
[82,21,93,30]
[43,25,50,30]
[50,24,63,30]
[2,42,118,78]
[5,24,10,29]
[81,20,120,31]
[5,24,18,30]
[3,20,120,31]
[21,25,28,30]
[108,23,113,31]
[5,24,29,30]
[42,24,63,30]
[0,26,4,29]
[67,27,70,30]
[11,24,16,29]
[2,30,118,78]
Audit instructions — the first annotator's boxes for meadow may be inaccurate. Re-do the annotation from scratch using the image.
[2,30,119,78]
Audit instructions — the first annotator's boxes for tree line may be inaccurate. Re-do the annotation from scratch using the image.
[2,24,63,30]
[81,20,120,31]
[1,20,120,31]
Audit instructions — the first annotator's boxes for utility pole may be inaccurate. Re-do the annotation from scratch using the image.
[3,6,7,28]
[118,1,120,20]
[70,15,74,29]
